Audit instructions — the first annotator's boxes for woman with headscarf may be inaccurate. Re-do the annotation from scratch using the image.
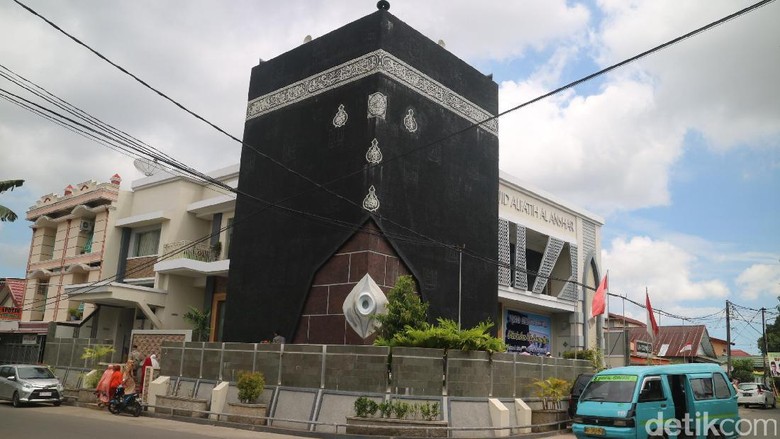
[122,360,136,395]
[95,364,114,407]
[139,354,152,396]
[109,364,123,400]
[138,353,160,397]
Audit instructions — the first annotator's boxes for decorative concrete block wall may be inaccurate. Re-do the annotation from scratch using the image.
[323,345,389,393]
[255,343,282,386]
[281,344,324,388]
[81,340,592,399]
[515,355,543,397]
[391,347,445,396]
[446,350,491,397]
[490,353,516,398]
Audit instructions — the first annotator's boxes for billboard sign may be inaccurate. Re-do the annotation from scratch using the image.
[504,309,551,355]
[769,352,780,377]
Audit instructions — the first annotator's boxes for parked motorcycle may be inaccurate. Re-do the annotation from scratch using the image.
[108,385,142,417]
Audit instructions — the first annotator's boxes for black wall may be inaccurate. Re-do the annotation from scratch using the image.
[223,9,498,342]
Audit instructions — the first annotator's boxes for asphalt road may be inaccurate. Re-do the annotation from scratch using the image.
[737,405,780,438]
[2,401,777,439]
[0,402,300,439]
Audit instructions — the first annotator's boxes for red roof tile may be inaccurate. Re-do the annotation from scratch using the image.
[1,278,26,307]
[730,349,751,357]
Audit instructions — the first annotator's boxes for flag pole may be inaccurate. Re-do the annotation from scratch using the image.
[646,286,652,366]
[603,270,609,367]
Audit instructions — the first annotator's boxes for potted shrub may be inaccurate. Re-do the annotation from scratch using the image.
[346,397,448,437]
[226,371,267,425]
[531,377,571,432]
[68,307,82,321]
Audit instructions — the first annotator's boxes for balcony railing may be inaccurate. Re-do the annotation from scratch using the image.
[0,306,22,320]
[162,240,218,263]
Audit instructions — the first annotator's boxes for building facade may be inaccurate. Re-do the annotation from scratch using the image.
[64,165,237,351]
[9,7,605,358]
[497,173,604,356]
[21,176,123,326]
[224,8,499,343]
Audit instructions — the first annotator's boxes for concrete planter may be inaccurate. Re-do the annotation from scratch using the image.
[156,394,209,419]
[225,402,267,425]
[531,409,568,432]
[346,416,448,437]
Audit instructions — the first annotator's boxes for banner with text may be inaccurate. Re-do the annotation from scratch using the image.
[504,309,551,355]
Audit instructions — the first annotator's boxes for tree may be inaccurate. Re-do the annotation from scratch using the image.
[757,296,780,354]
[81,344,115,367]
[373,275,429,344]
[0,179,24,222]
[183,306,211,342]
[731,358,756,383]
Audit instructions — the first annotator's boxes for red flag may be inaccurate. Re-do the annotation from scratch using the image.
[646,292,659,338]
[591,274,607,318]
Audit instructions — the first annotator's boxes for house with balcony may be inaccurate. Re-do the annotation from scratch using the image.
[64,165,237,346]
[21,176,123,327]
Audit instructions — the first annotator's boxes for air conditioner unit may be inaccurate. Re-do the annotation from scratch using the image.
[79,220,94,232]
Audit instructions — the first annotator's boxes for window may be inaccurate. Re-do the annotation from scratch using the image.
[17,366,55,379]
[580,375,638,403]
[34,281,49,317]
[713,373,731,399]
[131,228,160,257]
[40,230,56,261]
[638,377,665,402]
[691,378,714,400]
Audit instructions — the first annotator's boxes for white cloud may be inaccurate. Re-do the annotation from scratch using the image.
[602,236,730,307]
[391,1,590,61]
[736,264,780,300]
[496,0,780,216]
[0,0,777,329]
[499,77,684,214]
[596,0,780,151]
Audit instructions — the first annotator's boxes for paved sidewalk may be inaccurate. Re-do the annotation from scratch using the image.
[70,401,578,439]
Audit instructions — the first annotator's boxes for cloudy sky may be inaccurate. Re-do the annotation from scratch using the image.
[1,0,778,354]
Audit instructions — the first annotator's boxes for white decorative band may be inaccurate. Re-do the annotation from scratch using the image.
[246,49,498,136]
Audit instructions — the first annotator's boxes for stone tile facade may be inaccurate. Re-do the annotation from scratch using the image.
[294,222,413,345]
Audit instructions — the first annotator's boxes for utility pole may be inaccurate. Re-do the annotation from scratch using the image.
[726,300,732,377]
[763,307,768,381]
[457,244,464,330]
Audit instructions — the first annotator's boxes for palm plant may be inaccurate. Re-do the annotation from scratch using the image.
[183,306,211,341]
[0,179,24,222]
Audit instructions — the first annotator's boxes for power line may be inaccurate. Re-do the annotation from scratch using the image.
[11,0,777,274]
[7,0,774,323]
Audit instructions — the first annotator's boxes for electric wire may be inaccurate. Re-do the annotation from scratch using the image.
[11,0,777,277]
[6,0,776,324]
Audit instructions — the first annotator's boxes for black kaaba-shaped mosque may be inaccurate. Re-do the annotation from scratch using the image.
[224,3,499,343]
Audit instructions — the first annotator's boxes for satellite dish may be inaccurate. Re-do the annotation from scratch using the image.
[303,35,312,43]
[133,157,161,176]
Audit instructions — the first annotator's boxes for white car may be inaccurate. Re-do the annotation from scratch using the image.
[737,383,776,409]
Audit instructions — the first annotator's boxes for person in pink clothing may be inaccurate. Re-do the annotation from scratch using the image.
[95,364,114,407]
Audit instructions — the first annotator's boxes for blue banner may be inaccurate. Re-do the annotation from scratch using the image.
[504,309,551,355]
